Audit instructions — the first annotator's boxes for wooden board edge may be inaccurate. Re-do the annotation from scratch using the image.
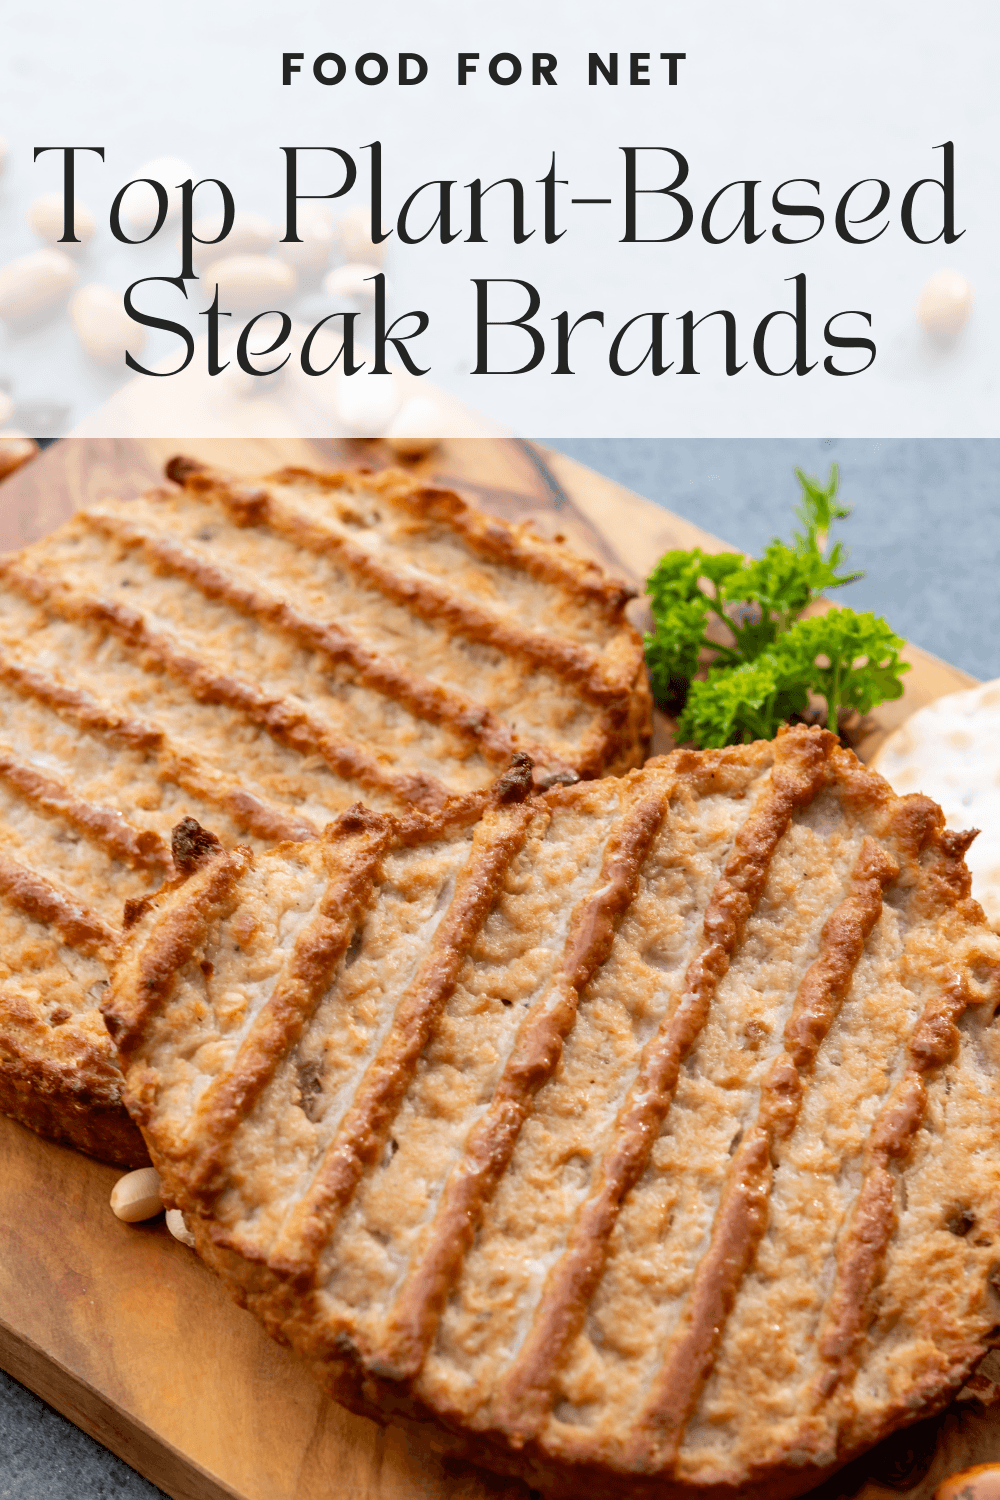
[0,1314,243,1500]
[535,442,736,575]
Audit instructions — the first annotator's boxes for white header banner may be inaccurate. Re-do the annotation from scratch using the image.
[0,0,994,437]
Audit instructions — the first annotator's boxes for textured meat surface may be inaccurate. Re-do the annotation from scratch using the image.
[106,726,1000,1498]
[0,456,647,1163]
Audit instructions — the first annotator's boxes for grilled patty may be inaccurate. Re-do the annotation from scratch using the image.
[105,726,1000,1498]
[0,457,647,1164]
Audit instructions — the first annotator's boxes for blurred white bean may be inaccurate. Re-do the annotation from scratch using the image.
[223,329,289,396]
[70,284,148,364]
[279,203,339,275]
[333,372,401,436]
[190,209,276,269]
[200,255,297,311]
[0,249,77,323]
[917,270,973,341]
[323,262,384,302]
[0,432,39,480]
[340,204,387,266]
[29,193,96,246]
[384,396,444,458]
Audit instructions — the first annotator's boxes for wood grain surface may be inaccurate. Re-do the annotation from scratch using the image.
[0,435,990,1500]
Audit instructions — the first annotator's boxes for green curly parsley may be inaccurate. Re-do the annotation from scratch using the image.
[677,610,909,748]
[644,466,909,747]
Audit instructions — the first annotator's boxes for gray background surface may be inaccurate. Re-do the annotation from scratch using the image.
[549,438,999,683]
[1,434,998,1497]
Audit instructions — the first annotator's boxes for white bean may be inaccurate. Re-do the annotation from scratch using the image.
[917,270,972,340]
[191,209,276,268]
[29,192,96,246]
[70,284,148,364]
[0,433,38,481]
[0,249,77,323]
[110,1166,163,1223]
[165,1208,196,1247]
[200,254,297,311]
[333,373,402,436]
[323,262,384,302]
[936,1464,1000,1500]
[224,351,287,399]
[340,204,387,265]
[384,397,444,458]
[279,203,338,274]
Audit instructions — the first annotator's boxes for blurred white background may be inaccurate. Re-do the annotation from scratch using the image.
[0,0,994,436]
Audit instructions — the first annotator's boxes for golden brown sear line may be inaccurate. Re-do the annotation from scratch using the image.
[153,467,627,704]
[104,726,1000,1499]
[0,456,647,1164]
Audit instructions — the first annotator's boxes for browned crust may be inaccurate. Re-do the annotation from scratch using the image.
[104,843,251,1068]
[252,460,639,619]
[170,461,637,705]
[0,450,647,1170]
[163,757,319,845]
[492,729,837,1446]
[0,645,317,844]
[263,799,538,1280]
[0,1040,148,1166]
[82,508,525,769]
[0,645,161,751]
[165,457,651,780]
[378,787,667,1383]
[768,767,995,1442]
[0,852,118,958]
[0,748,170,872]
[625,836,899,1470]
[0,556,461,818]
[396,482,637,620]
[186,808,396,1200]
[0,973,149,1167]
[810,975,969,1404]
[112,727,1000,1500]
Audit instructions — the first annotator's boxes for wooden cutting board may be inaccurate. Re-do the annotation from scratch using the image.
[0,435,989,1500]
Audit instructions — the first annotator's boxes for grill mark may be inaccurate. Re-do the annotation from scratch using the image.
[622,836,899,1470]
[98,725,1000,1492]
[267,801,537,1281]
[247,461,636,618]
[186,809,396,1199]
[171,468,627,705]
[83,507,524,767]
[102,844,251,1065]
[0,852,118,957]
[0,642,319,845]
[389,482,636,618]
[483,732,834,1444]
[375,789,667,1384]
[0,558,457,818]
[0,648,162,752]
[159,755,319,845]
[0,748,171,872]
[809,972,970,1404]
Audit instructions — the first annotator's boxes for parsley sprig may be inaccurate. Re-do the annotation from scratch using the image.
[644,466,909,747]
